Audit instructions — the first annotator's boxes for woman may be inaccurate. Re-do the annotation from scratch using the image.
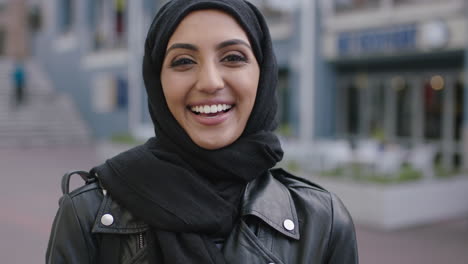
[46,0,358,263]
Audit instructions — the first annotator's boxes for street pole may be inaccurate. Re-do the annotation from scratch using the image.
[128,0,144,139]
[298,0,316,142]
[464,0,468,171]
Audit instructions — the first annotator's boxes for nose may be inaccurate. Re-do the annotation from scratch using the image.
[195,62,224,93]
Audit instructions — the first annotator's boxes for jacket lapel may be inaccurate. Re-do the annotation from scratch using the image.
[92,193,149,234]
[241,170,300,240]
[223,170,300,263]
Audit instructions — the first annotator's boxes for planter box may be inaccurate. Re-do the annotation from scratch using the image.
[308,175,468,230]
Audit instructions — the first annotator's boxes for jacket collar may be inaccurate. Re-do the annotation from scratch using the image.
[241,169,300,240]
[92,191,149,234]
[92,169,300,240]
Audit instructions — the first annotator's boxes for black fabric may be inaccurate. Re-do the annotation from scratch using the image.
[98,234,121,264]
[95,0,283,263]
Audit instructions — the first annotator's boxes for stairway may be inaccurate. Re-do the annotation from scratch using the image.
[0,59,92,147]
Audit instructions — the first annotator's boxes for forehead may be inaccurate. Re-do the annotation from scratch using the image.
[167,9,250,45]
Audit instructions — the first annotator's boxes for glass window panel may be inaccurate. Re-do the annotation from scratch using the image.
[347,83,360,135]
[454,80,463,141]
[0,29,5,55]
[334,0,380,12]
[59,0,73,33]
[114,0,127,47]
[396,81,411,138]
[89,0,128,51]
[369,81,385,140]
[88,0,102,28]
[277,69,292,135]
[423,81,443,139]
[90,0,105,50]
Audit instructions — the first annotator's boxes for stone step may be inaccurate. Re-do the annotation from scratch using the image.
[0,59,92,147]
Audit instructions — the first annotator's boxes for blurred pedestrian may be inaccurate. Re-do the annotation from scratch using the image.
[12,60,26,107]
[46,0,358,263]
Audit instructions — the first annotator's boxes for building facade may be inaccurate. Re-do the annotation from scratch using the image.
[317,0,467,170]
[0,0,29,59]
[32,0,163,138]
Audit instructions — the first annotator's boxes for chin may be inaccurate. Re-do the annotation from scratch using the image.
[194,136,236,150]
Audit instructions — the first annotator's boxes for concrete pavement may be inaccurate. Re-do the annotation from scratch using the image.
[357,219,468,264]
[0,146,466,263]
[0,146,100,263]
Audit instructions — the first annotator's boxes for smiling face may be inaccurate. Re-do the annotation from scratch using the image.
[161,9,260,150]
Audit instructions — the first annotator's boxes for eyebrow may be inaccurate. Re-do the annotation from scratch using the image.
[165,39,252,54]
[166,43,198,53]
[215,39,252,50]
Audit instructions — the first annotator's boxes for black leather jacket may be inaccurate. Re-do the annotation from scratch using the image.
[46,169,358,263]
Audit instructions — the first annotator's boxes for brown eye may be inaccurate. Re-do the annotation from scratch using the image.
[221,54,247,63]
[170,57,196,67]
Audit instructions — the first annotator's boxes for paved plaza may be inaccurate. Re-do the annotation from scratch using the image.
[0,146,467,263]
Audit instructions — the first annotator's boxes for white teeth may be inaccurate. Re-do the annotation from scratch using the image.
[190,104,233,114]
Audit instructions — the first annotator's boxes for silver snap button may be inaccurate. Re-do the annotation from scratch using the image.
[283,219,295,231]
[101,214,114,226]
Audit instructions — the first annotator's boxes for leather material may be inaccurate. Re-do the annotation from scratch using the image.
[46,169,358,263]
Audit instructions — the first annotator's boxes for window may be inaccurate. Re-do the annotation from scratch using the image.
[334,0,380,12]
[423,78,443,139]
[88,0,127,51]
[454,78,463,140]
[29,5,42,32]
[346,82,360,135]
[395,79,411,138]
[0,29,5,56]
[59,0,74,33]
[369,80,385,140]
[277,69,293,136]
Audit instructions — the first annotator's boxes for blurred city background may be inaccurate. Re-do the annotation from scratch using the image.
[0,0,467,263]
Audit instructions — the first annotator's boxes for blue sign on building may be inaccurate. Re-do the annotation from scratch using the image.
[338,24,417,56]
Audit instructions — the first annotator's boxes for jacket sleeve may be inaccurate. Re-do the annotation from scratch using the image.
[326,193,359,264]
[46,194,98,264]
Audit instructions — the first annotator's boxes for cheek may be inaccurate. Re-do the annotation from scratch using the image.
[236,70,259,106]
[161,72,190,109]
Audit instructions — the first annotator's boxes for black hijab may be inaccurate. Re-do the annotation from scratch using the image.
[95,0,283,263]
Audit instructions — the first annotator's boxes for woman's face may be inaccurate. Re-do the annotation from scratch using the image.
[161,9,260,150]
